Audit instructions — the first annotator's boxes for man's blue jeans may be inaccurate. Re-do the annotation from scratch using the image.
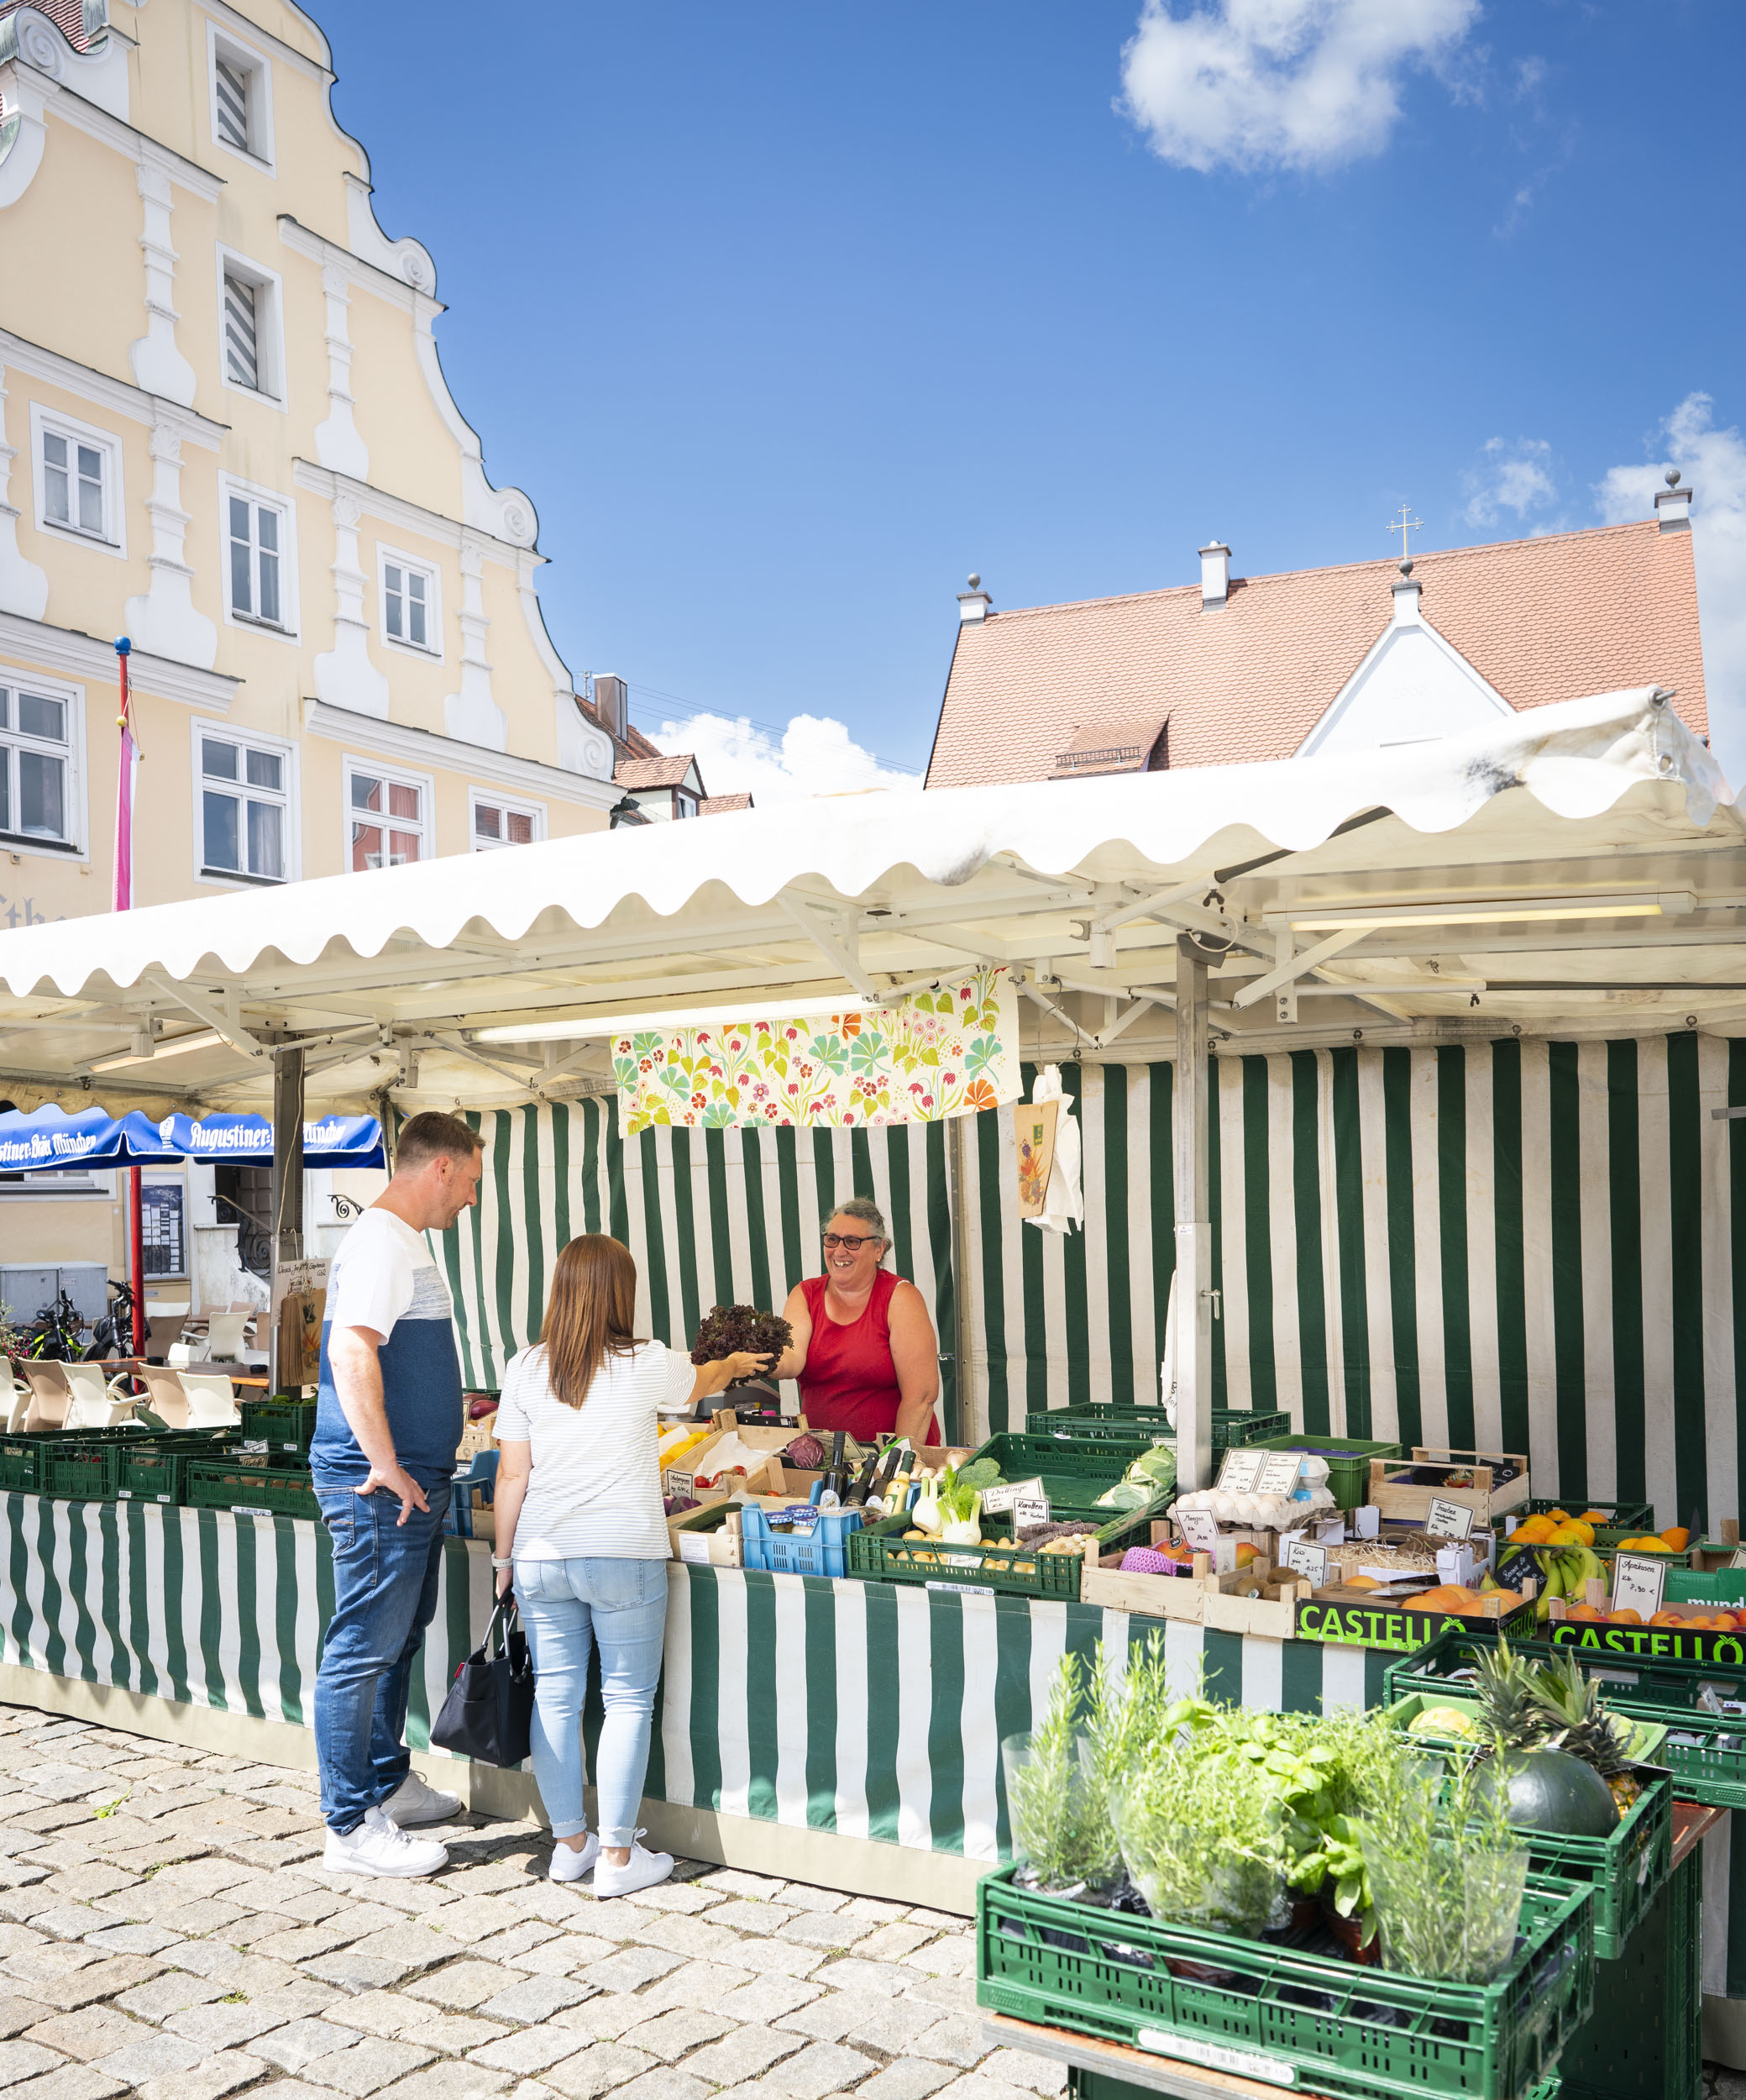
[313,1479,452,1834]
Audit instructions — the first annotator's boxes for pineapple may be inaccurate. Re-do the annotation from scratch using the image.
[1471,1638,1553,1755]
[1528,1651,1642,1807]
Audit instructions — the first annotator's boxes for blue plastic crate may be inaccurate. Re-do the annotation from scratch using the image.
[739,1504,863,1578]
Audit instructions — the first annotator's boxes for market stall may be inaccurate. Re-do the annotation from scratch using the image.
[0,687,1743,2089]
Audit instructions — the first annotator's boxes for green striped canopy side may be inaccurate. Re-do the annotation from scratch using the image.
[445,1037,1743,1527]
[433,1097,958,1436]
[968,1037,1743,1530]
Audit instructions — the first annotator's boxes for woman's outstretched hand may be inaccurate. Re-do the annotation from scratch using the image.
[723,1351,773,1383]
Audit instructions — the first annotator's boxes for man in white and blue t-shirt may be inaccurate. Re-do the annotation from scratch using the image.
[312,1110,484,1877]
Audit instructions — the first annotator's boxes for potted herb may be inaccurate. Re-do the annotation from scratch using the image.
[1002,1656,1115,1894]
[1358,1756,1529,1982]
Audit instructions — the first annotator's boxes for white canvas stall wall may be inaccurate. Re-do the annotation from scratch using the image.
[440,1034,1743,1530]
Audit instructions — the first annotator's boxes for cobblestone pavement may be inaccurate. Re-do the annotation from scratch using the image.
[0,1702,1057,2100]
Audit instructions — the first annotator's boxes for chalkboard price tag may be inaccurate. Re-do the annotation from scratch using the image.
[1426,1497,1476,1541]
[1216,1451,1263,1494]
[1612,1553,1668,1619]
[1286,1541,1329,1587]
[1178,1509,1221,1554]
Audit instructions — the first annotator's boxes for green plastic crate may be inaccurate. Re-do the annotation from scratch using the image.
[977,1862,1596,2100]
[40,1440,121,1502]
[184,1457,318,1520]
[846,1497,1165,1602]
[1523,1497,1656,1534]
[1245,1432,1405,1511]
[239,1396,317,1452]
[0,1436,45,1493]
[962,1434,1141,1518]
[1528,1842,1703,2100]
[116,1432,239,1504]
[1021,1406,1291,1457]
[1386,1629,1746,1809]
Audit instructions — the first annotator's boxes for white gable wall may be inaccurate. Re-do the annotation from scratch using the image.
[1297,585,1514,757]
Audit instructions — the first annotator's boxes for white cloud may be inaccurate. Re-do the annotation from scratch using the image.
[653,711,922,805]
[1597,393,1746,778]
[1460,436,1560,528]
[1119,0,1481,175]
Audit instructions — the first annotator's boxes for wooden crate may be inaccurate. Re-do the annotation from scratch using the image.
[1367,1446,1530,1526]
[1079,1556,1308,1635]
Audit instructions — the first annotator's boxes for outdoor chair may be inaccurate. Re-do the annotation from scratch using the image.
[177,1371,242,1429]
[443,1449,499,1539]
[133,1362,194,1428]
[3,1368,29,1434]
[19,1362,71,1432]
[61,1362,139,1430]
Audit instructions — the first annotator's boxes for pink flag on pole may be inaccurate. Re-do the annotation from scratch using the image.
[113,638,134,913]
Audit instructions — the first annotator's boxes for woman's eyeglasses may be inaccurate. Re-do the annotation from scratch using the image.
[822,1232,878,1250]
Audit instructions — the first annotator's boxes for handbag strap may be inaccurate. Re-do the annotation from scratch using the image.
[483,1598,522,1659]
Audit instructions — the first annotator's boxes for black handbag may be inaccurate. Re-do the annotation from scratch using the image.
[430,1599,535,1767]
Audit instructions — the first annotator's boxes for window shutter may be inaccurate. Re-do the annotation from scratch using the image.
[224,274,260,390]
[215,58,250,150]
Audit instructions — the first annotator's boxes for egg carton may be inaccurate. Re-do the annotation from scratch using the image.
[1174,1483,1339,1530]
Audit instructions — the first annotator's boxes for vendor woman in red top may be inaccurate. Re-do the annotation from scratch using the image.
[772,1198,941,1446]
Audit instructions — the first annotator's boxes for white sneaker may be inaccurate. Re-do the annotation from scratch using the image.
[381,1770,464,1827]
[325,1803,448,1878]
[590,1832,674,1899]
[549,1832,600,1882]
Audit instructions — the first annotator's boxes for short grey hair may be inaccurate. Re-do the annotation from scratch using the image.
[826,1196,888,1243]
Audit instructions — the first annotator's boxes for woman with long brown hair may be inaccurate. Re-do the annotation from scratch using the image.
[491,1235,768,1898]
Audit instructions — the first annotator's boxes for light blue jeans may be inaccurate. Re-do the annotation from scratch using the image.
[513,1556,668,1847]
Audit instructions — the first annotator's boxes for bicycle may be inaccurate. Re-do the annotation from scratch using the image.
[85,1278,142,1363]
[21,1290,87,1362]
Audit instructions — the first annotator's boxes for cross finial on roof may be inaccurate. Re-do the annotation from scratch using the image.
[1387,504,1421,564]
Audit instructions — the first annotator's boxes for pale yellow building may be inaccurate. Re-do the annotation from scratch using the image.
[0,0,617,1316]
[0,0,618,936]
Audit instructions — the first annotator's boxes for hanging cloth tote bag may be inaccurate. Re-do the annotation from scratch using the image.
[430,1599,536,1766]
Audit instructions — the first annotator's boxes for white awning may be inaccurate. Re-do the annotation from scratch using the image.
[0,687,1739,1112]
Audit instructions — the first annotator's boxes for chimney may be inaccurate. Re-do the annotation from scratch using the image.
[1655,469,1692,533]
[593,673,630,741]
[1391,559,1422,622]
[1199,542,1231,608]
[957,572,992,624]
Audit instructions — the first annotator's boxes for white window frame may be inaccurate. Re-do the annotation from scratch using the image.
[469,787,546,852]
[190,717,299,890]
[206,18,275,171]
[0,667,86,862]
[343,756,434,873]
[375,542,443,659]
[218,472,299,642]
[215,246,286,407]
[29,404,124,559]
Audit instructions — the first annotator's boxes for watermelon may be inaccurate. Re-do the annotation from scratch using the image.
[1473,1747,1620,1838]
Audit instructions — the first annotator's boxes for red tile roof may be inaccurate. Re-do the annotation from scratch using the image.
[700,792,753,814]
[0,0,95,50]
[925,519,1708,789]
[616,755,699,792]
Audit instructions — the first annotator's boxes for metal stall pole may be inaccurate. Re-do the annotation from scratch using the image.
[268,1047,305,1393]
[1173,937,1214,1492]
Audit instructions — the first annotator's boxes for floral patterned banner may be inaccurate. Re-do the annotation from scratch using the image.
[614,965,1019,1134]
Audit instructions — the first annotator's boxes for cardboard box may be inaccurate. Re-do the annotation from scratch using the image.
[668,1500,741,1567]
[1367,1448,1530,1528]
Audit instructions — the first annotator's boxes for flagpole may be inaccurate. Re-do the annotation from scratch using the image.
[114,638,146,1361]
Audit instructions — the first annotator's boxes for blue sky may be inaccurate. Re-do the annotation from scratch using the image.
[328,2,1745,790]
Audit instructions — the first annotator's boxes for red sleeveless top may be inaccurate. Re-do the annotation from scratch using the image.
[796,1270,940,1445]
